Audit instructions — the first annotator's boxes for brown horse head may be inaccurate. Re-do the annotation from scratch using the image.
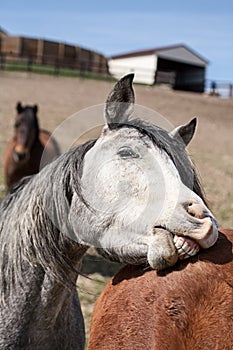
[4,102,60,191]
[13,102,40,162]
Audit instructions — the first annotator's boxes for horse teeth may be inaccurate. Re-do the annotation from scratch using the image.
[173,235,184,249]
[177,247,185,254]
[173,235,200,259]
[175,241,183,249]
[188,247,198,256]
[182,241,190,252]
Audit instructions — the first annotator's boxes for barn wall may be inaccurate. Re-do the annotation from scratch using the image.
[109,55,157,84]
[42,40,59,65]
[21,38,38,57]
[0,36,21,60]
[63,44,76,66]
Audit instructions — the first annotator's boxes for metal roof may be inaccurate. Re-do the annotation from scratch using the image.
[110,44,208,66]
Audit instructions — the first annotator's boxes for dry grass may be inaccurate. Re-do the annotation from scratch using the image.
[0,71,232,345]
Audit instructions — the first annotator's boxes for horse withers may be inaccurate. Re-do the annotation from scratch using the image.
[88,228,233,350]
[3,102,60,191]
[0,74,218,349]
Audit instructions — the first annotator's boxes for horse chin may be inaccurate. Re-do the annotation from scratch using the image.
[149,226,201,270]
[147,228,178,270]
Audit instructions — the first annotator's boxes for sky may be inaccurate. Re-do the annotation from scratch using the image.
[0,0,233,83]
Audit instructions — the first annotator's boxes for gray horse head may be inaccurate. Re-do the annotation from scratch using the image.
[68,74,218,270]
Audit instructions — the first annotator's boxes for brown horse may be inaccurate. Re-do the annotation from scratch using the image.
[88,228,233,350]
[3,102,60,191]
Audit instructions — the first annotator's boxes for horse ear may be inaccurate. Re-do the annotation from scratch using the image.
[16,102,23,114]
[33,105,38,114]
[104,73,135,125]
[169,118,197,146]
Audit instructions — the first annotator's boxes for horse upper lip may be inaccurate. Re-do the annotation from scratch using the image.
[210,216,219,229]
[186,216,218,249]
[154,216,219,250]
[153,223,201,245]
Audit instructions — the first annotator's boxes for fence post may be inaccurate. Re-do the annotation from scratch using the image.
[54,57,60,76]
[229,83,232,98]
[80,61,85,78]
[27,56,33,72]
[0,53,5,70]
[211,81,217,95]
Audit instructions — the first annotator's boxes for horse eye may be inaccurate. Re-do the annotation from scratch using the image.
[117,147,139,158]
[14,122,20,128]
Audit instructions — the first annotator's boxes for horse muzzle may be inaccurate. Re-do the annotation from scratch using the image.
[148,195,219,270]
[181,216,218,249]
[174,197,219,250]
[13,149,30,162]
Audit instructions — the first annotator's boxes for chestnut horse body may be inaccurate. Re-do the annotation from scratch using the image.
[88,228,233,350]
[4,102,60,191]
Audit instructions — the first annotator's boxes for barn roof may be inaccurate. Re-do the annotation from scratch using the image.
[110,44,209,66]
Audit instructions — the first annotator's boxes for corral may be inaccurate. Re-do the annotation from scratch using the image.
[0,71,232,344]
[0,31,108,75]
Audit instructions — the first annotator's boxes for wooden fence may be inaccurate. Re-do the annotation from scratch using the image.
[0,51,109,77]
[0,35,109,77]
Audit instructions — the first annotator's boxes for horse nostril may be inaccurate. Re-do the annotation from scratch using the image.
[17,152,27,161]
[185,201,209,219]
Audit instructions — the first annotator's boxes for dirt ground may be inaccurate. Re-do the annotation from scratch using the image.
[0,71,233,344]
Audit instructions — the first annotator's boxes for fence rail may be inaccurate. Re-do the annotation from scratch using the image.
[0,51,110,78]
[205,79,232,98]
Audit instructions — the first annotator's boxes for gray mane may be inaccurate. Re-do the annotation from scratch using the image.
[0,140,95,300]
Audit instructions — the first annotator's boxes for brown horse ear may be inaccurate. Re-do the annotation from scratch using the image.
[16,102,23,114]
[169,118,197,146]
[104,73,135,125]
[33,105,38,114]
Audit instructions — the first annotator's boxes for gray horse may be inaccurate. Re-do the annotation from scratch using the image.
[0,74,218,349]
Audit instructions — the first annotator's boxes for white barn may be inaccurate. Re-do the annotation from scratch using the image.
[108,44,208,92]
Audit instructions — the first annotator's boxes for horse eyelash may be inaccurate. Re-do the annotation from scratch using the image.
[117,147,139,159]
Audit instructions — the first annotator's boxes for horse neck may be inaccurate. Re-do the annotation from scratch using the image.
[27,254,84,331]
[0,147,90,348]
[0,257,85,348]
[0,154,88,302]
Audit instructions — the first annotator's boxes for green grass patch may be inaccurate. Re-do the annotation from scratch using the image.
[1,61,116,83]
